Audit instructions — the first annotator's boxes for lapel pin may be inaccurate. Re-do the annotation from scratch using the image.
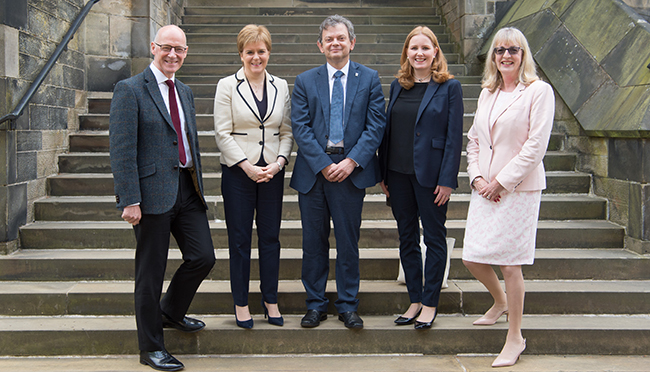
[355,73,358,76]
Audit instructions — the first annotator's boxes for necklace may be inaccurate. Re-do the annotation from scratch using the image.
[414,73,431,82]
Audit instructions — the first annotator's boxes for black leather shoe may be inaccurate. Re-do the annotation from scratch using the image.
[414,309,438,330]
[140,350,184,371]
[162,313,205,333]
[300,309,327,328]
[394,307,422,325]
[338,311,364,329]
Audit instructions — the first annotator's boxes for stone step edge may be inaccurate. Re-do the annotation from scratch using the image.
[3,247,641,261]
[2,279,648,296]
[0,314,648,355]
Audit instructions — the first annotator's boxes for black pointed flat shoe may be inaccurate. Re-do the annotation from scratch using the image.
[394,307,422,325]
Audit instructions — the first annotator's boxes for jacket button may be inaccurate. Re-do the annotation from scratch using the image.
[490,146,493,150]
[173,141,178,145]
[416,132,421,136]
[325,135,329,139]
[259,141,263,145]
[259,125,264,130]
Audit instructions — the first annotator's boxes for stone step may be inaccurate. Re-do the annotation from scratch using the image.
[185,52,461,65]
[18,219,624,250]
[46,171,590,197]
[71,124,554,154]
[183,6,439,16]
[178,64,467,82]
[186,32,450,44]
[34,193,604,222]
[181,15,442,25]
[175,74,482,85]
[188,42,456,54]
[2,248,646,282]
[0,314,647,356]
[57,150,575,174]
[0,279,647,316]
[181,24,446,35]
[185,0,438,7]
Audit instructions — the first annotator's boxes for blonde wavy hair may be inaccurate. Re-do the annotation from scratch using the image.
[482,27,538,92]
[237,24,272,54]
[396,26,453,89]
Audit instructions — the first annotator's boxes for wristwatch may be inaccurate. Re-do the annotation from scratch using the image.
[276,161,284,171]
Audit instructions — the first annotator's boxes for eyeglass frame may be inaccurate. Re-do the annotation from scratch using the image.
[154,42,188,54]
[493,46,522,56]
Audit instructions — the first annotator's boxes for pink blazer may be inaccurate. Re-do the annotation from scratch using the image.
[466,80,555,193]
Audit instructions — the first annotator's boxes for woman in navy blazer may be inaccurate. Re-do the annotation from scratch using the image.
[379,26,463,329]
[214,25,293,328]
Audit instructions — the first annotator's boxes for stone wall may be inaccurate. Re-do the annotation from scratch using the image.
[85,0,187,92]
[0,0,187,254]
[489,0,650,254]
[0,0,86,254]
[436,0,515,74]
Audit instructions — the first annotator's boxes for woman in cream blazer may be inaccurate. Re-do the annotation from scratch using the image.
[462,27,554,368]
[214,25,292,329]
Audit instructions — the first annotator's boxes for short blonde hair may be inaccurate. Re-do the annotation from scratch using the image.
[482,27,538,92]
[396,26,453,90]
[237,24,272,54]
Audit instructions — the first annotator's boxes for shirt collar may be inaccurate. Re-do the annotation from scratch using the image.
[149,63,174,85]
[326,61,350,80]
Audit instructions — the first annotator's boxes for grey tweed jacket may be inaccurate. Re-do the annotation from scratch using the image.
[109,67,206,214]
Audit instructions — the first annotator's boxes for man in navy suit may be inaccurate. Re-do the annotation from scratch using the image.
[290,15,386,329]
[109,25,215,371]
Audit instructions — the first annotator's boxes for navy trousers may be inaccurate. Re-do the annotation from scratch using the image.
[299,154,365,313]
[133,168,215,351]
[221,164,284,306]
[387,170,448,307]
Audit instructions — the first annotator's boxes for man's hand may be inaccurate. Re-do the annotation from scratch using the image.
[122,205,142,225]
[434,185,452,206]
[326,158,356,182]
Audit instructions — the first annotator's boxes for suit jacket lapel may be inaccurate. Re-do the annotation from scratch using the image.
[264,71,278,123]
[235,68,263,123]
[416,81,441,125]
[344,62,360,129]
[489,82,526,129]
[144,68,174,130]
[316,64,331,129]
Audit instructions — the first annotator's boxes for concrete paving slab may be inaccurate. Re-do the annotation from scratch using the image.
[0,354,648,371]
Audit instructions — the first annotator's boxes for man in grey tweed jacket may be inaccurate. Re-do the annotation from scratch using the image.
[109,25,215,372]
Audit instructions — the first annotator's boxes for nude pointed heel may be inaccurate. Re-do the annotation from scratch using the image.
[473,309,509,326]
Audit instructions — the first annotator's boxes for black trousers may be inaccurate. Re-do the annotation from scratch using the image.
[133,169,215,351]
[221,164,284,306]
[387,170,448,307]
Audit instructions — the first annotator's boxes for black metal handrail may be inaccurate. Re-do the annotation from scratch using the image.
[0,0,102,129]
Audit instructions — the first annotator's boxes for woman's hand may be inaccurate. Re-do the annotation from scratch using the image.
[477,178,504,203]
[434,185,452,206]
[258,158,286,182]
[239,161,273,183]
[379,180,390,197]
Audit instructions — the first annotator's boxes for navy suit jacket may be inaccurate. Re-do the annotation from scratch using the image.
[379,78,464,189]
[109,67,206,214]
[290,61,386,193]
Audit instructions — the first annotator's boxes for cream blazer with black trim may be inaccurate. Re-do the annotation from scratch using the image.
[214,68,293,167]
[466,80,555,193]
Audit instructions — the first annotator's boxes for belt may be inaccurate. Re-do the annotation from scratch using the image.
[325,146,344,155]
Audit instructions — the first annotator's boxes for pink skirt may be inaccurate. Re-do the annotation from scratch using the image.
[462,189,541,265]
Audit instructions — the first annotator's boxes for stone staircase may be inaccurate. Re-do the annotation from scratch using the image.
[1,0,649,357]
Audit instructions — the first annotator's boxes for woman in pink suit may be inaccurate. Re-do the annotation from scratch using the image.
[462,27,554,367]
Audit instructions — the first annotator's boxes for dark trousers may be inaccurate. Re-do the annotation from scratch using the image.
[133,169,215,351]
[299,154,365,313]
[387,170,447,307]
[221,165,284,306]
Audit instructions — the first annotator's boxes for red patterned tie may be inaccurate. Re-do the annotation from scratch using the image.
[165,79,187,165]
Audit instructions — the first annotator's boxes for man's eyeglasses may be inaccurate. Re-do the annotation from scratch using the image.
[494,46,522,56]
[155,42,187,54]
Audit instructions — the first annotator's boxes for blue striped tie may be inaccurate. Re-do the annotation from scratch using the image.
[329,70,344,144]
